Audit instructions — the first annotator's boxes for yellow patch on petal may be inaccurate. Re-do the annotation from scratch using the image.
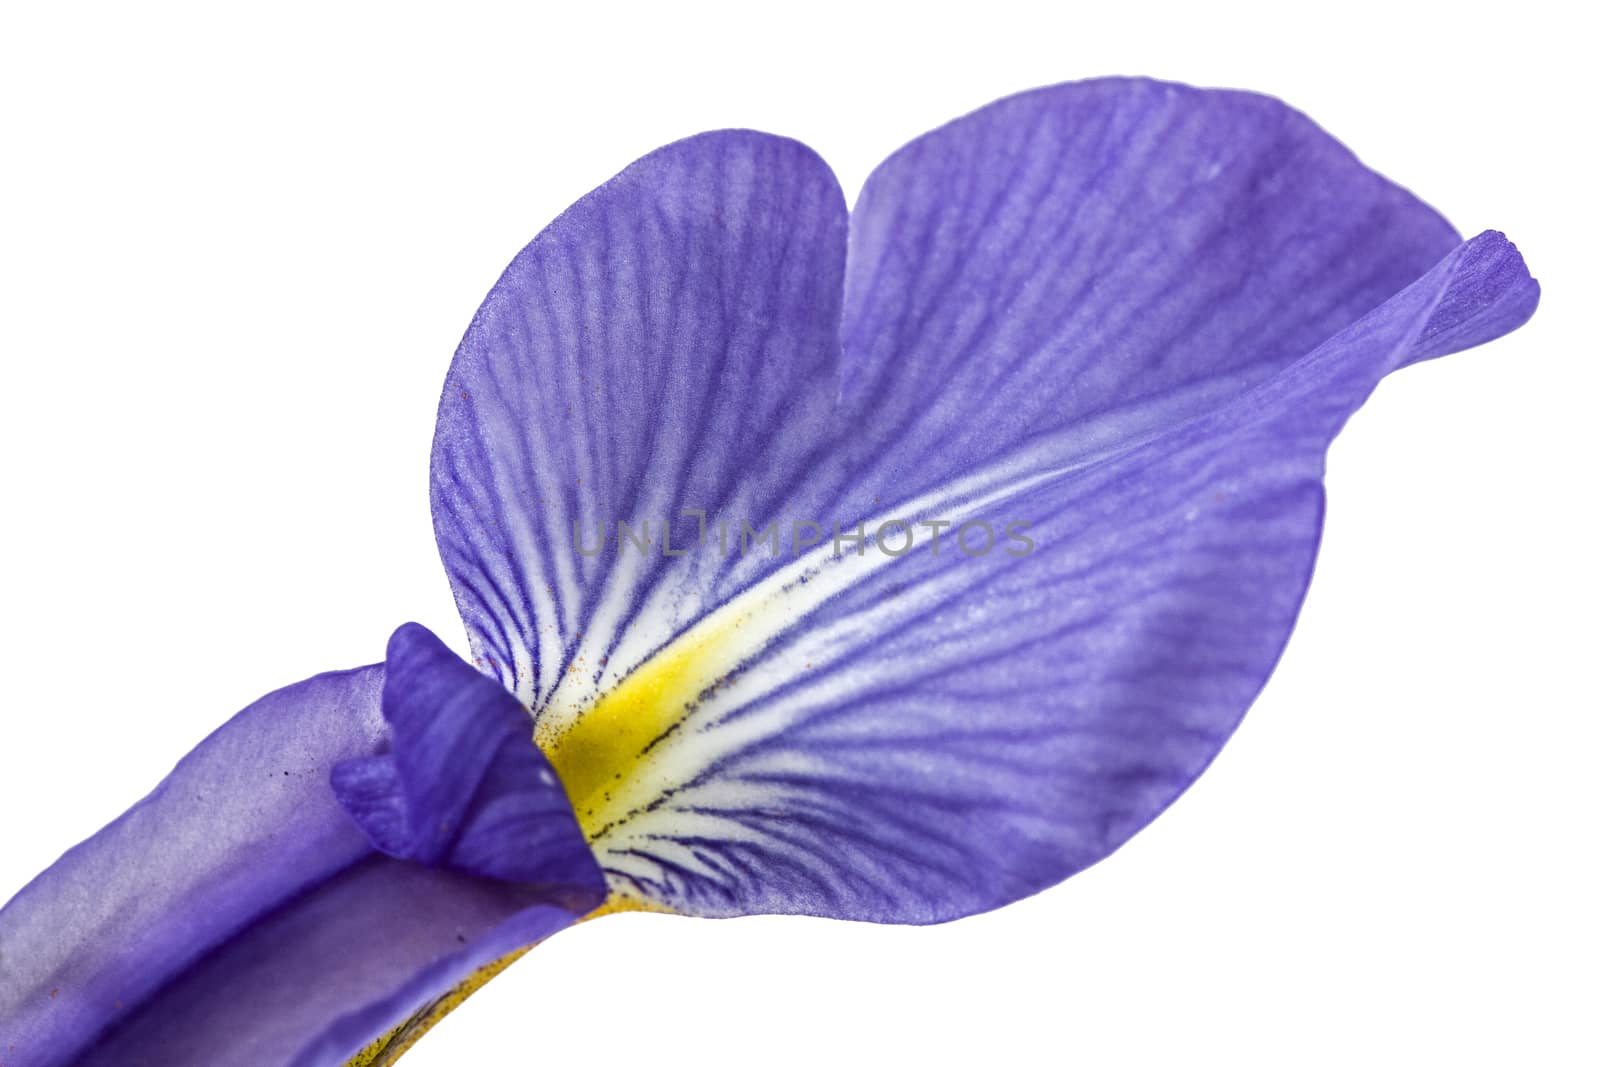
[539,616,743,841]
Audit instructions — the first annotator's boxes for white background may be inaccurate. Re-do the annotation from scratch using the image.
[1,3,1593,1064]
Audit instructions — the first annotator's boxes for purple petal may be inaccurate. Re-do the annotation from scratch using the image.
[1,625,603,1065]
[573,230,1535,921]
[0,666,384,1065]
[430,79,1537,923]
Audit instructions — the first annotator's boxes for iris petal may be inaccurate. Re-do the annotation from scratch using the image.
[430,79,1538,923]
[0,626,602,1065]
[575,231,1535,921]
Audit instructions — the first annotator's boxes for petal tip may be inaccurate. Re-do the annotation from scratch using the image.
[1407,229,1540,365]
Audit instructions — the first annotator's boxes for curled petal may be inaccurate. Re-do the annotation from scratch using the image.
[0,667,384,1064]
[332,623,605,905]
[0,625,603,1066]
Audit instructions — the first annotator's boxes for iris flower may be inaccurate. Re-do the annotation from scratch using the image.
[0,78,1538,1066]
